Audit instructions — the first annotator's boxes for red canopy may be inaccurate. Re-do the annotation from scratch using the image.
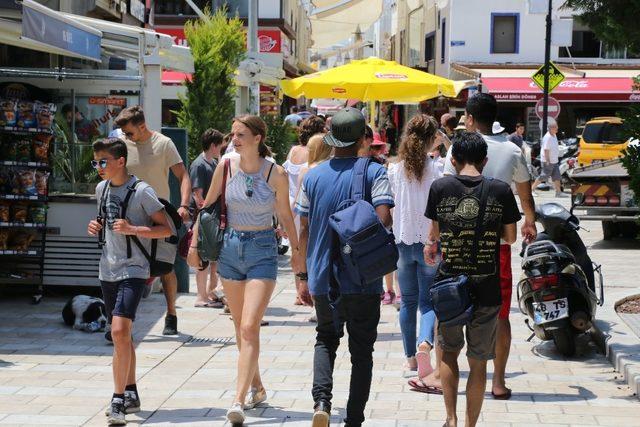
[481,77,638,102]
[162,71,192,85]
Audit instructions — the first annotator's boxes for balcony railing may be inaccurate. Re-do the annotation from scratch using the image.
[154,0,248,16]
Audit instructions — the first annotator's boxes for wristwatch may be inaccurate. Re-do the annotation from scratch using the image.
[296,272,308,281]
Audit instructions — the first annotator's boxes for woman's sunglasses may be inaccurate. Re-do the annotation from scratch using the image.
[245,176,254,198]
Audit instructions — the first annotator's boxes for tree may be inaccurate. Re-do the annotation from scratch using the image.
[563,1,640,55]
[565,1,640,202]
[177,8,245,161]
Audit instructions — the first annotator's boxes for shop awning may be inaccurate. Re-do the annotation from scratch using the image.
[0,0,103,62]
[482,77,638,102]
[311,0,383,49]
[162,71,192,85]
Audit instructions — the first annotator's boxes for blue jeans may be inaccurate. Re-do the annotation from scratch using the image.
[397,242,437,358]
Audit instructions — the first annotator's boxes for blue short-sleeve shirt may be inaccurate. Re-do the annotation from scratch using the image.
[295,157,394,296]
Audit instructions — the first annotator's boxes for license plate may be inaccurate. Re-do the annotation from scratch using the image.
[532,298,569,325]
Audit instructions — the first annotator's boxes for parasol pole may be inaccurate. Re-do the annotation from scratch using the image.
[369,101,375,128]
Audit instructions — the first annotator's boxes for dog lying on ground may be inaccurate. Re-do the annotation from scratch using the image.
[62,295,108,332]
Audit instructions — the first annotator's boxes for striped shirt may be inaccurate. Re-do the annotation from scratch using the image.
[226,159,276,229]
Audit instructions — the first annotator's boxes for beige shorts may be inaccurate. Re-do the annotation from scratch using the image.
[438,305,501,360]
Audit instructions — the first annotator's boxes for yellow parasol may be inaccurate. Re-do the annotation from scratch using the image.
[281,56,471,125]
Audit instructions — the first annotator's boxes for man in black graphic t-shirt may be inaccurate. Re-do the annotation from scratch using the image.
[424,132,520,427]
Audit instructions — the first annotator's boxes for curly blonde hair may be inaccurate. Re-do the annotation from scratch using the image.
[398,114,438,182]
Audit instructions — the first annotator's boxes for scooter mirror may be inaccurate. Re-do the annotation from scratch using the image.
[570,193,585,215]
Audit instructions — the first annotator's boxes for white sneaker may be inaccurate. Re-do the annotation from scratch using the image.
[226,402,245,424]
[106,397,127,426]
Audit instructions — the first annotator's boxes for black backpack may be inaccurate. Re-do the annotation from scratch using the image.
[98,179,182,277]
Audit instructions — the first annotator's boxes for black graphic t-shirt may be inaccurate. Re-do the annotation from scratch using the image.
[425,175,521,306]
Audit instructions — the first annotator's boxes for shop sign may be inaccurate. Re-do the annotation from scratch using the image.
[22,0,102,61]
[89,97,127,106]
[129,0,146,23]
[258,30,281,53]
[450,40,465,46]
[531,61,565,93]
[494,93,538,101]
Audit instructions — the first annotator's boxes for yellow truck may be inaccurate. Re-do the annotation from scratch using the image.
[570,158,639,240]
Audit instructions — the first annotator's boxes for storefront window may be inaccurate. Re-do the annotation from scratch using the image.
[51,92,138,195]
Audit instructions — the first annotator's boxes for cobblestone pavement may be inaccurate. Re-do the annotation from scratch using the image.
[0,192,639,426]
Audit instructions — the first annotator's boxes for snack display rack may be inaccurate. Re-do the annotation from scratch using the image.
[0,113,53,294]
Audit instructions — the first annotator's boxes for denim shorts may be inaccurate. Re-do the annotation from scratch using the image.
[217,228,278,281]
[100,278,146,321]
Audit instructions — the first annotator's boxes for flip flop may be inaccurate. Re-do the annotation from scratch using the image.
[408,378,443,395]
[194,301,222,308]
[491,389,512,400]
[416,350,433,379]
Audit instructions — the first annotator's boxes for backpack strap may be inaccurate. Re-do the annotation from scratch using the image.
[220,158,230,230]
[351,157,370,201]
[97,180,110,245]
[122,179,143,259]
[470,178,492,266]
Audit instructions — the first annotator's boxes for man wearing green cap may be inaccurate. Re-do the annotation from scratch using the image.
[295,108,394,427]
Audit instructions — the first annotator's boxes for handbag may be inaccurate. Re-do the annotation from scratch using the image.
[195,158,230,263]
[429,178,491,326]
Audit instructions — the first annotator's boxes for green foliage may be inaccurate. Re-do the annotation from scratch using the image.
[263,114,298,164]
[563,0,640,55]
[176,8,245,161]
[621,143,640,206]
[620,76,640,205]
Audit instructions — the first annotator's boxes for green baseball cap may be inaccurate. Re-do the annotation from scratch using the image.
[323,107,366,148]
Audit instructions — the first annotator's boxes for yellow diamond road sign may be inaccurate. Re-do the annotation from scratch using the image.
[531,61,565,93]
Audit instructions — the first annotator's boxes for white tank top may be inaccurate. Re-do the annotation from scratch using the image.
[282,160,307,200]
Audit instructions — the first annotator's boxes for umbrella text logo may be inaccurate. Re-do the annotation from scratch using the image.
[332,87,347,94]
[375,73,408,80]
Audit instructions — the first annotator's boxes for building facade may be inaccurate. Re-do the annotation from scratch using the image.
[152,0,313,119]
[388,0,640,139]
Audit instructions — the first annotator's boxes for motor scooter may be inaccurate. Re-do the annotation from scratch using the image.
[517,196,604,356]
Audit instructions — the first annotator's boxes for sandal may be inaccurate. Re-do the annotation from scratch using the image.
[194,301,222,308]
[408,378,443,395]
[244,387,267,410]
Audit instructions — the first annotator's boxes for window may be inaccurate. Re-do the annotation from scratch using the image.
[390,35,396,61]
[400,30,406,64]
[425,32,435,62]
[559,30,600,58]
[441,18,446,63]
[408,8,422,67]
[491,13,519,54]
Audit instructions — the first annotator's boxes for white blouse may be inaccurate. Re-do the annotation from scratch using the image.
[388,157,443,245]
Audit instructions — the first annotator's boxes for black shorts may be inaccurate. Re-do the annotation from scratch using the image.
[101,278,146,321]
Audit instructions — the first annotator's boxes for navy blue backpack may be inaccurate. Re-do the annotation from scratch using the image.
[329,157,399,290]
